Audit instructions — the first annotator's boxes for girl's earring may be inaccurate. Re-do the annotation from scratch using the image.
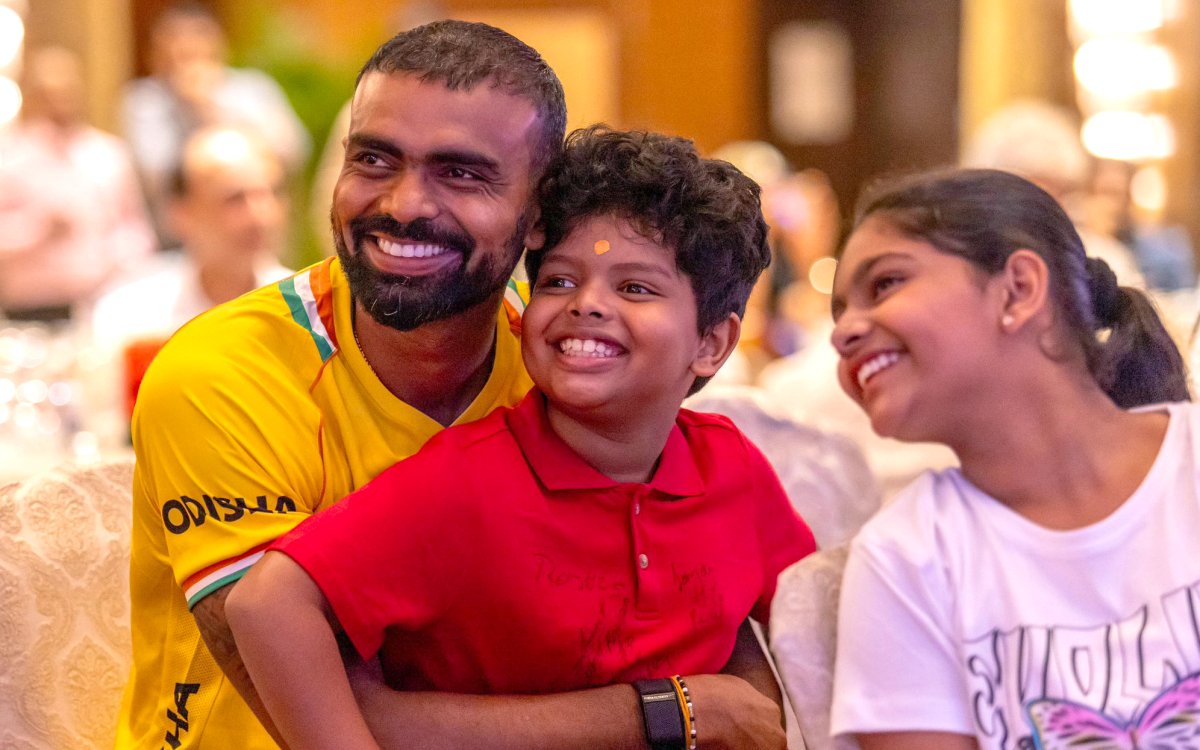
[1000,313,1015,330]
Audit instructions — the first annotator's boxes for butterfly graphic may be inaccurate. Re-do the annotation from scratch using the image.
[1024,673,1200,749]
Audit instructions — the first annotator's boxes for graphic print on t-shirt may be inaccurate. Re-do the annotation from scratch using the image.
[961,576,1200,750]
[1024,672,1200,749]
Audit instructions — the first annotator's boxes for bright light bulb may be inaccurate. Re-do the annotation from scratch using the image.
[1082,112,1175,161]
[1075,39,1176,100]
[1070,0,1166,36]
[808,257,838,296]
[0,6,23,70]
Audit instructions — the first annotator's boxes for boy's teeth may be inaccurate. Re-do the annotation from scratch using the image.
[857,352,900,388]
[559,338,619,357]
[378,239,449,258]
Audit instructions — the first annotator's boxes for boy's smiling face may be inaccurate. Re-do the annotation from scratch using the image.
[522,213,731,421]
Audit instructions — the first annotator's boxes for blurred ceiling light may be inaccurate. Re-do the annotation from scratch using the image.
[1130,164,1167,213]
[1074,39,1176,99]
[808,256,838,296]
[1069,0,1167,36]
[1081,111,1175,161]
[0,75,21,126]
[0,5,23,69]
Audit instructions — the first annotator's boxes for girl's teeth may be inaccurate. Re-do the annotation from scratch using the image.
[858,352,900,388]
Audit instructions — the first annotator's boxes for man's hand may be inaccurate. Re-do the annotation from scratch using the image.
[681,673,787,750]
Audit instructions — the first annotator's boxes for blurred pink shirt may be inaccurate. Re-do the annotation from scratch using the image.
[0,120,156,312]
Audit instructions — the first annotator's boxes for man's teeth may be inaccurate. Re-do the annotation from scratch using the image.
[559,338,620,357]
[857,352,900,388]
[377,239,449,258]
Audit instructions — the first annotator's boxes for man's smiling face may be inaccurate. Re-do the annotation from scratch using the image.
[332,71,542,330]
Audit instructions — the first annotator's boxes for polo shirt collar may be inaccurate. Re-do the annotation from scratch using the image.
[506,389,705,498]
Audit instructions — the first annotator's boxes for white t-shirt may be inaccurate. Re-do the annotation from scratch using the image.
[831,401,1200,750]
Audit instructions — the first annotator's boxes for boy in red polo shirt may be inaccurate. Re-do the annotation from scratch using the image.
[227,126,816,749]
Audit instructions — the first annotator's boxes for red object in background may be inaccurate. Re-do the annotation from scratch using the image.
[123,337,168,419]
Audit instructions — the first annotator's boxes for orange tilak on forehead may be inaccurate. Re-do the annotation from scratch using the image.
[593,239,611,255]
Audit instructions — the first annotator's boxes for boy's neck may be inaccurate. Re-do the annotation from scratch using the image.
[544,399,683,484]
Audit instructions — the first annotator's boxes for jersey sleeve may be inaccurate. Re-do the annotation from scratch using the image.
[830,518,974,738]
[745,435,818,625]
[132,313,326,609]
[272,437,479,660]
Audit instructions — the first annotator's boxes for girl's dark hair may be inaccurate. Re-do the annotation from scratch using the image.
[853,168,1189,408]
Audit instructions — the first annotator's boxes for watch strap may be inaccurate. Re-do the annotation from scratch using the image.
[634,678,686,750]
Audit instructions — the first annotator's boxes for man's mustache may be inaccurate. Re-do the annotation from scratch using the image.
[348,215,474,258]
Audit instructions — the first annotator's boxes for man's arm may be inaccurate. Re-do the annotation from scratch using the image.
[721,619,785,725]
[196,588,784,750]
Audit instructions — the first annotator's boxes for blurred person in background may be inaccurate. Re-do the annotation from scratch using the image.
[121,1,309,244]
[962,99,1146,288]
[708,141,842,381]
[91,125,292,431]
[0,46,155,324]
[1087,158,1196,293]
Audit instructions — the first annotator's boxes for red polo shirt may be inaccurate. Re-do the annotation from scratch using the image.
[275,390,815,694]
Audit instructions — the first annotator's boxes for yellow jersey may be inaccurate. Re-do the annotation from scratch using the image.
[114,258,531,748]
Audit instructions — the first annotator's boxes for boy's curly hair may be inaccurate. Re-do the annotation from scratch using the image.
[526,125,771,338]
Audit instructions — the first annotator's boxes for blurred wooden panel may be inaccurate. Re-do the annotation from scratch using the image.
[959,0,1074,148]
[23,0,136,132]
[758,0,961,218]
[453,6,620,134]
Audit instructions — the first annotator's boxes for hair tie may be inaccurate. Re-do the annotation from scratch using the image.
[1085,256,1121,327]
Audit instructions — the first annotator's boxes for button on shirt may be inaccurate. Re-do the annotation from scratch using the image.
[277,389,815,694]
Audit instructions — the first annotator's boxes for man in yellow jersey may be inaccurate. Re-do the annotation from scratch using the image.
[116,20,784,750]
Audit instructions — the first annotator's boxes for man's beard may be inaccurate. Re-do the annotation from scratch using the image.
[334,213,526,332]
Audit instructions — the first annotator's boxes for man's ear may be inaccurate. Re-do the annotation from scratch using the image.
[997,249,1050,332]
[690,313,742,379]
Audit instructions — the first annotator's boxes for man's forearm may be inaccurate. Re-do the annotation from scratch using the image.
[197,590,783,750]
[197,584,646,750]
[722,619,784,715]
[354,678,647,750]
[351,619,786,750]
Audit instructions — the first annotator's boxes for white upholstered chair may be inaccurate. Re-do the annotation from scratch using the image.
[686,386,878,749]
[684,385,881,549]
[770,544,859,750]
[0,457,134,748]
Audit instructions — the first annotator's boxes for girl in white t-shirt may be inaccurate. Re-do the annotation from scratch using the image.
[807,168,1196,750]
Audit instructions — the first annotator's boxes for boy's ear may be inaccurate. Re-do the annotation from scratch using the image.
[523,209,545,252]
[690,313,742,379]
[997,249,1050,332]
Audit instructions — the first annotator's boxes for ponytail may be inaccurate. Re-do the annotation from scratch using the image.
[1085,258,1189,407]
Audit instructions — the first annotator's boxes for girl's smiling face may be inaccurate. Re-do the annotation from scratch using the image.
[830,216,1007,443]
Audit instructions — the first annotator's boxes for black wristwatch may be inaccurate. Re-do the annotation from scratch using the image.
[633,678,686,750]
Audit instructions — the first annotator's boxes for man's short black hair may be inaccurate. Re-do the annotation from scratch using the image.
[528,125,771,337]
[357,20,567,175]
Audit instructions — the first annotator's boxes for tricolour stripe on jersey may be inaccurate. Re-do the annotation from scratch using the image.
[183,543,270,609]
[503,278,529,335]
[279,261,338,362]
